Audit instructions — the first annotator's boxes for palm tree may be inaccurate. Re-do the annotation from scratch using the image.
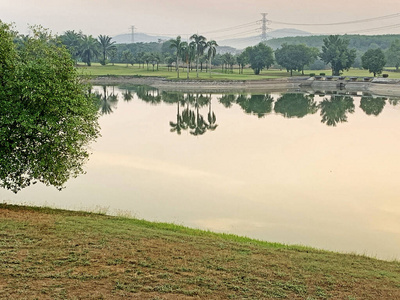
[169,36,184,78]
[59,30,82,64]
[206,40,218,78]
[181,41,195,79]
[80,35,100,66]
[190,34,207,78]
[98,35,116,65]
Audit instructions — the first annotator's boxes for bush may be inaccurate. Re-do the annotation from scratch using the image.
[320,73,325,76]
[309,73,315,77]
[383,74,389,78]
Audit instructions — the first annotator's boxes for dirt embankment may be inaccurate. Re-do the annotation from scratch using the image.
[89,76,400,96]
[89,76,303,92]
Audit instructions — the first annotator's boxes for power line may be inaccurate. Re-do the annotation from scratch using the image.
[270,13,400,26]
[213,29,261,41]
[141,22,259,39]
[202,21,259,34]
[342,23,400,34]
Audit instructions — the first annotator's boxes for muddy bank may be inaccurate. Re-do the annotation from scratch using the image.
[89,76,400,96]
[300,77,400,97]
[89,76,303,92]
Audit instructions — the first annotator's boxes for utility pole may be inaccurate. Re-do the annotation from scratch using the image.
[130,25,136,43]
[261,13,268,43]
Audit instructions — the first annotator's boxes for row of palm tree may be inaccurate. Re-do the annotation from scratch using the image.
[59,31,116,66]
[169,34,218,79]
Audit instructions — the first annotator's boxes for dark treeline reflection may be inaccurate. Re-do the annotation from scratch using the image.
[93,85,400,133]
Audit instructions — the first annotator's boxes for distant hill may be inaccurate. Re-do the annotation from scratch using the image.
[112,28,311,49]
[113,33,171,44]
[218,28,311,49]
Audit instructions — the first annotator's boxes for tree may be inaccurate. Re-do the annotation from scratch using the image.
[245,43,274,75]
[180,41,195,79]
[151,52,161,71]
[206,40,218,78]
[0,23,100,193]
[98,35,116,65]
[108,48,118,65]
[222,53,236,73]
[386,39,400,70]
[190,34,207,78]
[275,44,319,76]
[80,34,100,66]
[236,51,248,74]
[121,50,134,66]
[361,48,386,77]
[169,36,184,78]
[59,30,82,63]
[275,44,298,76]
[320,35,356,76]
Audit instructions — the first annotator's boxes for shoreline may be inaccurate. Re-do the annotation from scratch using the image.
[89,75,400,96]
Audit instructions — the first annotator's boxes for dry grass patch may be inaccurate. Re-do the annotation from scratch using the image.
[1,203,400,299]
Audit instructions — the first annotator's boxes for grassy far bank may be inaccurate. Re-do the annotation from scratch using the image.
[1,204,400,299]
[79,63,400,80]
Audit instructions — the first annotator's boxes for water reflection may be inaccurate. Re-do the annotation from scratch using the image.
[238,94,275,118]
[93,85,400,131]
[319,95,355,126]
[360,96,386,116]
[274,93,318,118]
[94,85,119,115]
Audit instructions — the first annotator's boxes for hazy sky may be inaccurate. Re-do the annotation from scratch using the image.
[1,0,399,39]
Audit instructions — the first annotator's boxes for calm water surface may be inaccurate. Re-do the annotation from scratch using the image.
[2,85,400,260]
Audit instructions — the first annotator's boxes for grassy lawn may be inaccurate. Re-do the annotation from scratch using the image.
[79,63,289,80]
[1,203,400,299]
[79,63,400,81]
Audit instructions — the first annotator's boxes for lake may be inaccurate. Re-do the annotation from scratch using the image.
[2,85,400,260]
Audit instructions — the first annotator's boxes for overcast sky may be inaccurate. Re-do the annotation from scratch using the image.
[1,0,399,39]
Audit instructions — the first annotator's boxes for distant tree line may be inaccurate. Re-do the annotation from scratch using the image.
[266,34,400,71]
[57,29,400,77]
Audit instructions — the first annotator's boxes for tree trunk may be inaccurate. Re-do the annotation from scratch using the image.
[196,55,199,78]
[209,58,212,78]
[176,55,180,78]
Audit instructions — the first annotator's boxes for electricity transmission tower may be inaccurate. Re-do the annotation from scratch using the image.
[130,25,136,43]
[261,13,268,42]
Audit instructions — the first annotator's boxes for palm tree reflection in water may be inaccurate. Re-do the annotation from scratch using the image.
[95,85,400,132]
